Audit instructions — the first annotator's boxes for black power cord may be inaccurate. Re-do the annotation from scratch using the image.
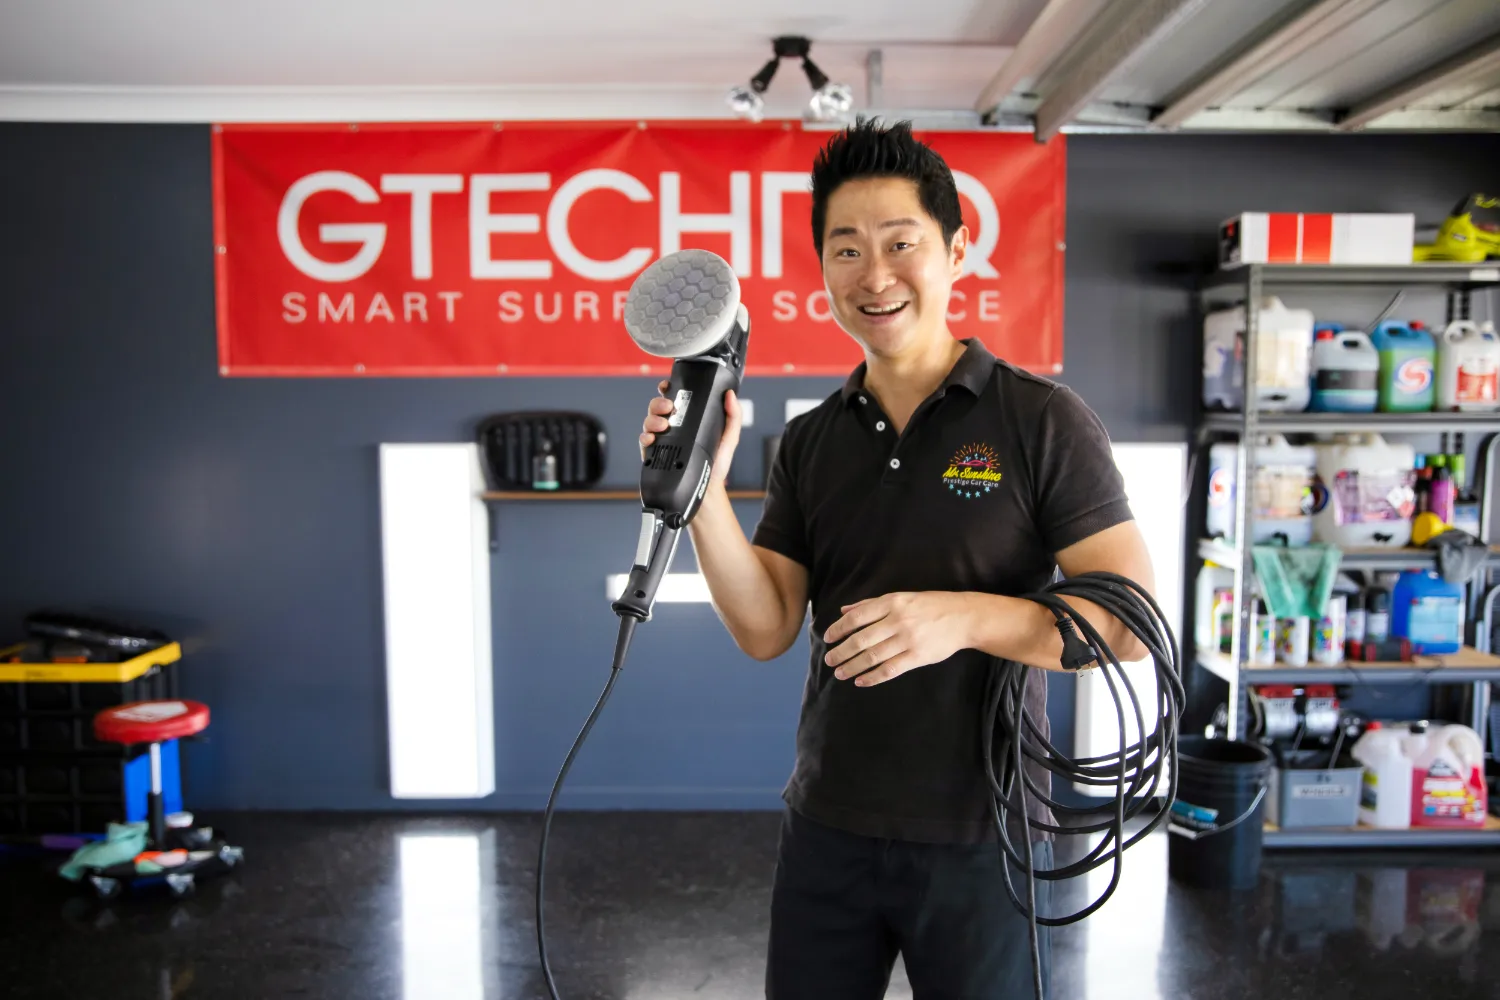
[537,571,1180,1000]
[985,571,1182,999]
[537,616,636,1000]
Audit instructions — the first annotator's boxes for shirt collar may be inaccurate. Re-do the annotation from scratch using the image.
[840,338,996,407]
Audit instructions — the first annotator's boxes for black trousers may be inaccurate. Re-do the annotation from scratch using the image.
[766,807,1051,1000]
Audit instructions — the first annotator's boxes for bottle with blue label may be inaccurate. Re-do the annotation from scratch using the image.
[1372,320,1436,413]
[1391,570,1464,655]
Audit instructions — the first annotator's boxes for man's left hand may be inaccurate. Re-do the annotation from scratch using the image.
[823,592,971,687]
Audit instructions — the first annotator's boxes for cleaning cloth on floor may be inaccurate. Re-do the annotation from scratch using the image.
[1252,544,1342,620]
[59,821,147,881]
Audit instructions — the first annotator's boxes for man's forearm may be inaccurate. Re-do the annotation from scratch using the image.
[960,592,1148,671]
[687,485,799,660]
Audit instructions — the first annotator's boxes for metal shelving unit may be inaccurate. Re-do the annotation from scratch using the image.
[1192,263,1500,850]
[1199,411,1500,435]
[1203,538,1486,571]
[1202,645,1500,685]
[1263,816,1500,849]
[1199,264,1500,294]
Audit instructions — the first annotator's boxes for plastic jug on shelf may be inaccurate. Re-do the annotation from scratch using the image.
[1353,722,1413,829]
[1404,722,1487,828]
[1311,434,1417,549]
[1205,436,1316,545]
[1309,325,1379,413]
[1435,320,1500,412]
[1390,570,1464,656]
[1372,320,1436,413]
[1203,296,1314,412]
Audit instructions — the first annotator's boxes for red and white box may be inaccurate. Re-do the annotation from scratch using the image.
[1220,212,1414,267]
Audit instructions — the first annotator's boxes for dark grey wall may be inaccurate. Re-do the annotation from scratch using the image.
[1,125,1496,811]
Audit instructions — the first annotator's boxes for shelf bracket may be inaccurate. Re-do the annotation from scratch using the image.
[487,501,500,553]
[1447,288,1472,325]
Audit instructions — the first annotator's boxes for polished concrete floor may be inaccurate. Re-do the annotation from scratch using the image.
[1,811,1497,999]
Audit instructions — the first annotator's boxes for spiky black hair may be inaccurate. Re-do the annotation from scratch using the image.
[809,119,964,256]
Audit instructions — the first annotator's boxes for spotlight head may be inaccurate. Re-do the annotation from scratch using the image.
[807,79,854,121]
[748,55,780,95]
[727,36,850,124]
[789,43,852,123]
[727,54,780,121]
[726,85,766,122]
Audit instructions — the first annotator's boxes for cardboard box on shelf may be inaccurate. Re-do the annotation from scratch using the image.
[1221,212,1415,267]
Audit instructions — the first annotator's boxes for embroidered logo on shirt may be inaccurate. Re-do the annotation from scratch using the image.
[943,442,1003,499]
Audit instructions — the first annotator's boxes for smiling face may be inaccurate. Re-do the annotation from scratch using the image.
[820,176,968,359]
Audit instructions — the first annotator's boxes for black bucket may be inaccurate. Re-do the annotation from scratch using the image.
[1168,736,1272,890]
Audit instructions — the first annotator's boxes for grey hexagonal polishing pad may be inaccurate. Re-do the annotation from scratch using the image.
[624,249,741,359]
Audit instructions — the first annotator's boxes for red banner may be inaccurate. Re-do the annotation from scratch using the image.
[212,122,1066,377]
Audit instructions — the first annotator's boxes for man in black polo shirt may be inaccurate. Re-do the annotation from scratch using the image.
[639,120,1154,999]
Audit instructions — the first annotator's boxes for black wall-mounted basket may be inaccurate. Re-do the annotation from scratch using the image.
[476,411,608,491]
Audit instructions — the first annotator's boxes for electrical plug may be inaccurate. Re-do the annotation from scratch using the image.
[1055,616,1097,670]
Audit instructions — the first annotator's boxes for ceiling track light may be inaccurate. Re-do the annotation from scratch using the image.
[725,35,854,124]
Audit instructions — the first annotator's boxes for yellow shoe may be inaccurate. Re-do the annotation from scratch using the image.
[1414,195,1500,262]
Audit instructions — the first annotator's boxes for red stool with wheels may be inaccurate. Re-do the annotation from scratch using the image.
[95,700,209,845]
[77,700,243,899]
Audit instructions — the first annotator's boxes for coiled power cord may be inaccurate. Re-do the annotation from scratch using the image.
[987,571,1182,999]
[538,571,1180,1000]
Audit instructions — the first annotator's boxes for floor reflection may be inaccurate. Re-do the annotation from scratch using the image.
[398,831,494,1000]
[3,812,1499,999]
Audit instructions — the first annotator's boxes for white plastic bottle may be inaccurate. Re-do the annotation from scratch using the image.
[1206,436,1316,545]
[1408,723,1487,827]
[1312,434,1417,548]
[1436,320,1500,412]
[1202,296,1315,412]
[1353,722,1412,829]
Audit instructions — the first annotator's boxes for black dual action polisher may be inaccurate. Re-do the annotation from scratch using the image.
[611,248,750,622]
[536,249,749,1000]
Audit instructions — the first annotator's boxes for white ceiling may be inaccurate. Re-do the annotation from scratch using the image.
[0,0,1037,117]
[0,0,1050,85]
[2,0,1498,131]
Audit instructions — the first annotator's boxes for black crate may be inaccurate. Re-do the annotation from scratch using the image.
[0,792,139,835]
[77,758,125,797]
[0,649,182,836]
[0,748,143,835]
[0,666,172,716]
[0,717,107,754]
[0,799,126,836]
[20,800,75,834]
[0,752,133,802]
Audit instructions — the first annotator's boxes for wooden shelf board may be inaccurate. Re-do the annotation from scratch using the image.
[1263,814,1500,847]
[1242,645,1500,672]
[1266,815,1500,834]
[1198,645,1500,684]
[1199,538,1500,568]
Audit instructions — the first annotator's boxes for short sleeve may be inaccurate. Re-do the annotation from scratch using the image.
[1032,387,1134,553]
[751,426,811,568]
